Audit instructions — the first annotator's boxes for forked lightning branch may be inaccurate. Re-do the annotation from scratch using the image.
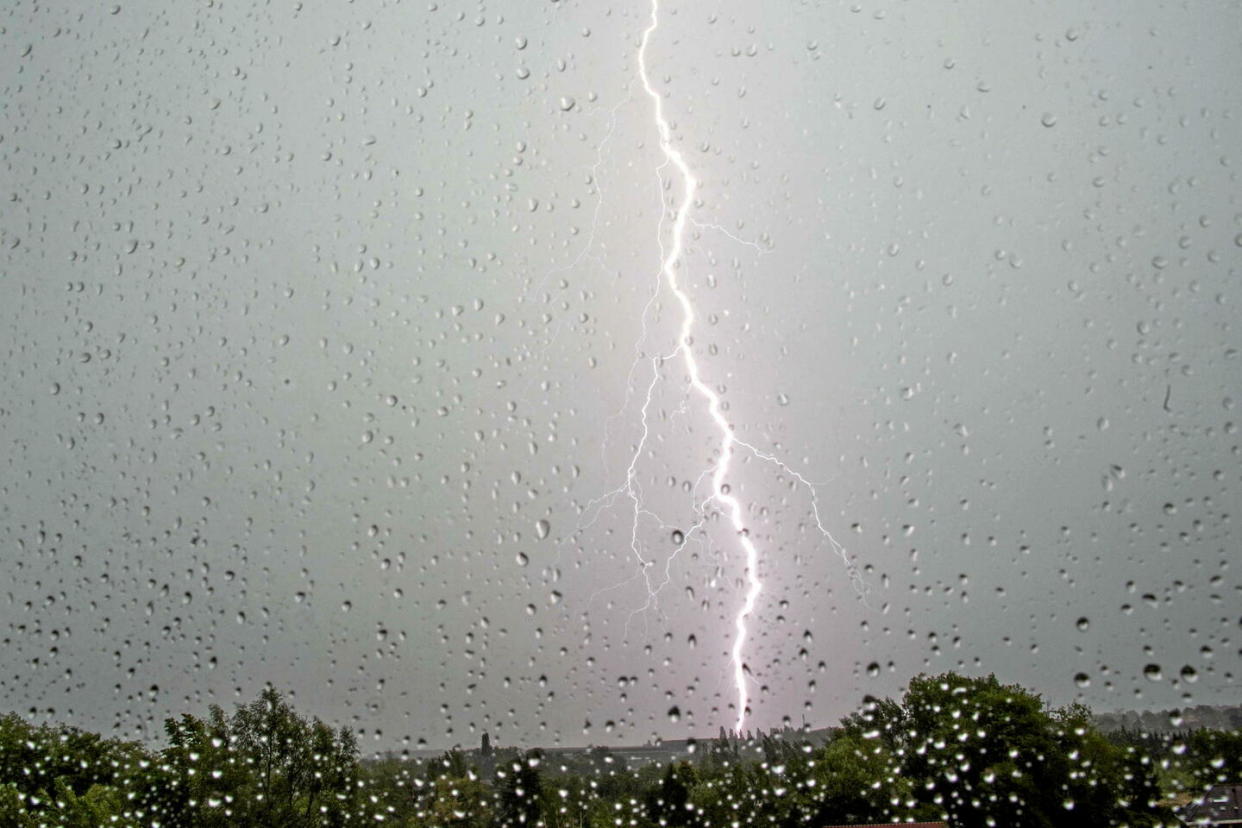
[583,0,863,734]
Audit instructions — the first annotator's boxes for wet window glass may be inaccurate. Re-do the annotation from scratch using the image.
[1,1,1238,825]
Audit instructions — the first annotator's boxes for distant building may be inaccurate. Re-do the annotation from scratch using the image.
[1184,783,1242,826]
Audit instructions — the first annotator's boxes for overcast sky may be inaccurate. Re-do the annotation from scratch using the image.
[1,0,1239,753]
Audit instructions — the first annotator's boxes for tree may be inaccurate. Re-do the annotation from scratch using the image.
[158,704,250,826]
[0,783,39,828]
[843,672,1170,828]
[156,687,361,827]
[497,750,545,826]
[805,729,922,825]
[420,773,494,827]
[0,712,145,825]
[1181,728,1242,792]
[645,761,696,826]
[412,749,493,828]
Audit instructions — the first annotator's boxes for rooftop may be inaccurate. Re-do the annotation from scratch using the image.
[1184,783,1242,823]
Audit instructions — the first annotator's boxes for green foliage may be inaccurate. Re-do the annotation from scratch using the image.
[496,749,544,826]
[408,749,494,827]
[1179,728,1242,791]
[0,675,1227,826]
[157,704,250,825]
[645,760,696,826]
[0,711,150,824]
[157,686,361,827]
[0,783,40,828]
[806,728,920,824]
[842,672,1172,828]
[358,755,419,824]
[422,773,494,827]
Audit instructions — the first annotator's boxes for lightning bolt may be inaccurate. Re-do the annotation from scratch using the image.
[635,0,762,734]
[577,0,865,737]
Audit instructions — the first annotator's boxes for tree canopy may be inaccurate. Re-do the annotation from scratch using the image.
[0,674,1224,826]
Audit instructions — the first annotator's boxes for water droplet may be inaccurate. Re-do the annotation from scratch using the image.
[1074,672,1090,688]
[535,519,550,540]
[1041,112,1058,128]
[1143,664,1163,681]
[671,529,684,545]
[559,96,576,111]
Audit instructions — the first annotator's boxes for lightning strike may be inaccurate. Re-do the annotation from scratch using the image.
[636,0,764,734]
[580,0,862,737]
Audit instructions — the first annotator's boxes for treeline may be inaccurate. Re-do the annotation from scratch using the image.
[1,673,1239,826]
[0,688,360,827]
